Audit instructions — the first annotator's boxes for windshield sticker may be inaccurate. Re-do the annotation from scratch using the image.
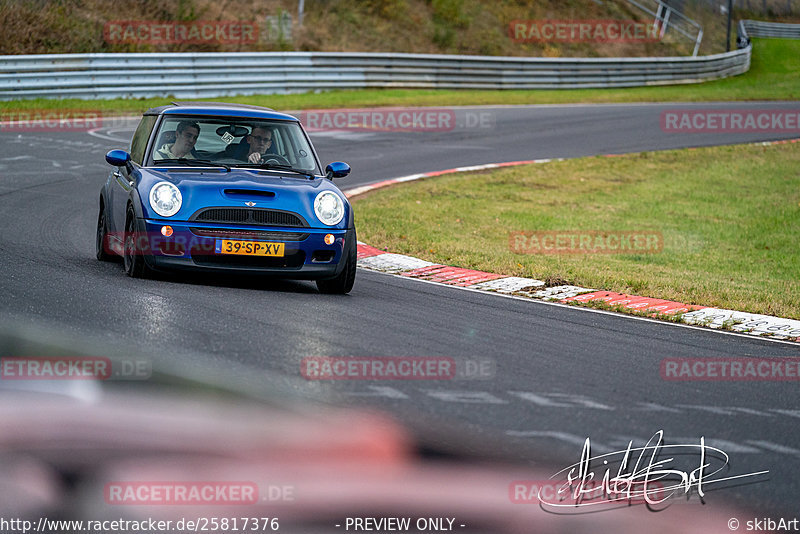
[221,131,235,145]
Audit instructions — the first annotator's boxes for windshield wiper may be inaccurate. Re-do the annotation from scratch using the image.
[249,162,316,179]
[154,158,230,171]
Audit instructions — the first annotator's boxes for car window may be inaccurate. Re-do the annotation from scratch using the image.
[147,115,320,174]
[129,115,157,165]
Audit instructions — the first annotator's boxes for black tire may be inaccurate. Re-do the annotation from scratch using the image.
[95,201,114,262]
[316,238,357,295]
[123,207,153,279]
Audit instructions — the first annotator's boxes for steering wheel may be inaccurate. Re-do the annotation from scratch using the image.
[260,154,291,166]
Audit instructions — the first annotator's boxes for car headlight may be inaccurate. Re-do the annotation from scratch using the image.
[149,181,182,217]
[314,191,345,226]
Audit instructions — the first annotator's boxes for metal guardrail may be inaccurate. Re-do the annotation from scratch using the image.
[0,48,752,101]
[736,19,800,48]
[8,18,800,101]
[742,19,800,38]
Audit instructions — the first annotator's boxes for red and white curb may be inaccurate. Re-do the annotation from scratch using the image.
[344,151,800,343]
[354,241,800,342]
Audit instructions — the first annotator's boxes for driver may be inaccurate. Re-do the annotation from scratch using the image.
[216,126,279,163]
[243,126,278,163]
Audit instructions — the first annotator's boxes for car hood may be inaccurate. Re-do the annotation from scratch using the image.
[136,167,350,229]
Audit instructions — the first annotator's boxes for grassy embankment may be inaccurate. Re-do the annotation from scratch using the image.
[352,142,800,320]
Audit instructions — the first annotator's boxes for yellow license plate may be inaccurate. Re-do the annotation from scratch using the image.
[216,240,285,256]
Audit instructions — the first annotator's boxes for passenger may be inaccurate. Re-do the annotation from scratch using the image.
[155,121,199,159]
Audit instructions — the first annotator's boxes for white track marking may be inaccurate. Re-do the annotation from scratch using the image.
[425,390,508,404]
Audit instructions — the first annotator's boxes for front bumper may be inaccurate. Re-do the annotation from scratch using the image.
[136,218,354,279]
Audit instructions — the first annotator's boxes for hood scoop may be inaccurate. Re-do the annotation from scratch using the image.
[223,189,276,199]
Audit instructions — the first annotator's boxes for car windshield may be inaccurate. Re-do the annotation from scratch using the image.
[148,115,320,174]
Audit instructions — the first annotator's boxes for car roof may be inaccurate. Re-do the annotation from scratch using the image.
[144,101,298,122]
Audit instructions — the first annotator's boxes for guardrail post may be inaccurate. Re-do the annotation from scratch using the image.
[693,29,703,56]
[659,7,672,39]
[726,0,733,51]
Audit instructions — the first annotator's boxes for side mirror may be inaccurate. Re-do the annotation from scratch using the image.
[325,161,350,179]
[105,149,131,167]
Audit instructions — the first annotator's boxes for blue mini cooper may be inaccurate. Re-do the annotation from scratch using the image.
[96,102,356,294]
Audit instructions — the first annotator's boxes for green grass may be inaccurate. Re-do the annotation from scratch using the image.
[2,39,799,115]
[352,141,800,319]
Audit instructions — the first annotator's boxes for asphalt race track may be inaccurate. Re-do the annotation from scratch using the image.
[1,102,799,519]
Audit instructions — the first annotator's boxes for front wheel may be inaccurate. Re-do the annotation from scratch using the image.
[317,238,356,295]
[95,202,114,262]
[123,207,153,279]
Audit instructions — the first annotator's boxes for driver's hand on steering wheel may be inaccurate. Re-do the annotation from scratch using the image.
[248,152,262,164]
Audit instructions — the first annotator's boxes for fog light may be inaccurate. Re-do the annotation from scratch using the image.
[161,225,173,237]
[324,233,335,245]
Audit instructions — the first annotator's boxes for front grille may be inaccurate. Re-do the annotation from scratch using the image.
[190,246,305,269]
[189,228,309,241]
[191,208,307,227]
